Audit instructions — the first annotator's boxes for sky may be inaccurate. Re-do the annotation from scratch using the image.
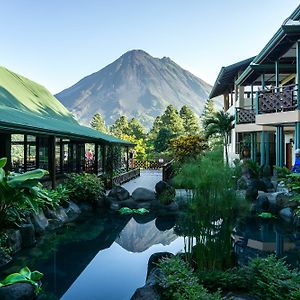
[0,0,299,94]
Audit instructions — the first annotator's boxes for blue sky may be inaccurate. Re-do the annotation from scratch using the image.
[0,0,299,93]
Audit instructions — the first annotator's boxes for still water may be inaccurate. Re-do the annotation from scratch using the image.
[1,211,300,299]
[0,212,184,300]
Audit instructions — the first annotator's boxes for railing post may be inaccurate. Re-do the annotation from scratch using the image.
[260,131,265,166]
[295,122,300,149]
[297,40,300,109]
[255,91,259,114]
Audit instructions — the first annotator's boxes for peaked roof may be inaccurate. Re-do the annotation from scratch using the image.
[209,57,255,99]
[0,66,133,146]
[236,4,300,86]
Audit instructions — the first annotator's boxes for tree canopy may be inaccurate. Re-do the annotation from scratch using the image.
[180,105,200,134]
[160,105,184,135]
[90,112,107,133]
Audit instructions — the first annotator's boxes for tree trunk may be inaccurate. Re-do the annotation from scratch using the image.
[224,135,229,165]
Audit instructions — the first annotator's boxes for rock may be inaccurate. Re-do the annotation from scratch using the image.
[256,194,269,212]
[267,192,289,208]
[132,188,156,202]
[294,215,300,227]
[279,207,293,223]
[44,206,68,223]
[119,198,139,209]
[64,201,81,221]
[225,293,259,300]
[155,216,176,231]
[136,202,152,209]
[0,251,12,267]
[276,181,289,193]
[6,229,22,254]
[0,283,36,300]
[77,202,93,212]
[156,181,176,205]
[110,202,121,211]
[245,179,259,201]
[260,177,275,192]
[166,202,178,211]
[47,219,64,231]
[130,286,160,300]
[20,224,36,248]
[30,210,48,234]
[108,186,130,201]
[146,267,164,286]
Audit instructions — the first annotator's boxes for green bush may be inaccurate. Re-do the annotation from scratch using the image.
[46,184,70,207]
[65,173,105,203]
[157,256,221,300]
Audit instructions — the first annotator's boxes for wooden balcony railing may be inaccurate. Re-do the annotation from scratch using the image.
[236,107,255,124]
[258,84,298,114]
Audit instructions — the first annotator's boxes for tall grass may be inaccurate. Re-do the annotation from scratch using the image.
[174,148,247,271]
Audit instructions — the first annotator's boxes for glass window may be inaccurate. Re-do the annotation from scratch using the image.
[39,137,48,170]
[27,135,36,171]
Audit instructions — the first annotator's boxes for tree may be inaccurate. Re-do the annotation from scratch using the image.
[154,128,174,153]
[203,111,234,165]
[110,116,129,137]
[128,118,146,140]
[179,105,200,134]
[160,105,184,135]
[149,116,163,140]
[90,112,107,133]
[201,99,217,127]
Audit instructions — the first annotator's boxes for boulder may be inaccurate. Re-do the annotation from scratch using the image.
[108,186,130,201]
[260,177,275,192]
[20,224,36,248]
[6,229,22,254]
[245,179,259,202]
[256,194,269,212]
[110,202,121,211]
[155,216,176,231]
[0,283,36,300]
[266,192,289,208]
[147,252,174,277]
[119,198,139,209]
[279,207,293,223]
[64,201,81,221]
[146,267,164,286]
[130,286,160,300]
[30,210,48,234]
[47,219,64,231]
[132,188,156,202]
[0,251,12,267]
[44,206,68,223]
[77,202,93,212]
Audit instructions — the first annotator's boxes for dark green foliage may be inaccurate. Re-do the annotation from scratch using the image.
[65,173,105,203]
[90,112,107,133]
[179,105,200,134]
[157,256,221,300]
[110,115,129,137]
[0,232,11,256]
[149,116,163,139]
[46,184,70,207]
[197,255,300,300]
[200,99,217,127]
[160,105,184,135]
[128,118,146,139]
[154,128,174,153]
[158,188,175,205]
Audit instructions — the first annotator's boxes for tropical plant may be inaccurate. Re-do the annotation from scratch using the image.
[65,173,105,204]
[118,207,149,215]
[0,157,50,226]
[157,255,221,300]
[168,135,208,162]
[46,184,70,207]
[203,111,234,164]
[0,266,43,294]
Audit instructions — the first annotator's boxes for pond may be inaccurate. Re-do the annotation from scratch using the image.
[1,210,300,299]
[0,212,184,300]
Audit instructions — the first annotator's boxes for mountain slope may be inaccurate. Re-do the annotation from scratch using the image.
[55,50,215,128]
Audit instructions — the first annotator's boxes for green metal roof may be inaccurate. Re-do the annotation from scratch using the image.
[0,66,133,146]
[209,57,255,99]
[236,4,300,86]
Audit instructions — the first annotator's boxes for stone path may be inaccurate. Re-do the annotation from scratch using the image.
[121,169,162,193]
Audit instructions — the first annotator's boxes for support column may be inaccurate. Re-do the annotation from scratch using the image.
[297,40,300,109]
[250,133,257,162]
[275,60,279,91]
[94,143,99,175]
[126,146,129,172]
[48,136,56,189]
[265,131,270,165]
[276,126,284,167]
[260,131,265,166]
[261,73,265,91]
[255,91,259,115]
[295,122,300,149]
[251,84,254,108]
[0,133,11,171]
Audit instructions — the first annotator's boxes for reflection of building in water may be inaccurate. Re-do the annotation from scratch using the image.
[233,218,300,266]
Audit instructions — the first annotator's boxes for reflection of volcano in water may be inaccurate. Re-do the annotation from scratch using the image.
[115,218,178,252]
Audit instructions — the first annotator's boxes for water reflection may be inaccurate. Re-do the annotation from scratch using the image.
[0,212,183,300]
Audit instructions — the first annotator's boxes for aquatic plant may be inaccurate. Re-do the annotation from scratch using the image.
[257,212,276,219]
[173,149,247,271]
[118,207,149,215]
[0,266,43,294]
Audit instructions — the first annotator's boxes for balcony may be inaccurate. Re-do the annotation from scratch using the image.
[236,107,255,124]
[258,84,298,114]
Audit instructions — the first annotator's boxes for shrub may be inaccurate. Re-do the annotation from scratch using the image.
[46,184,70,207]
[65,173,105,203]
[157,256,221,300]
